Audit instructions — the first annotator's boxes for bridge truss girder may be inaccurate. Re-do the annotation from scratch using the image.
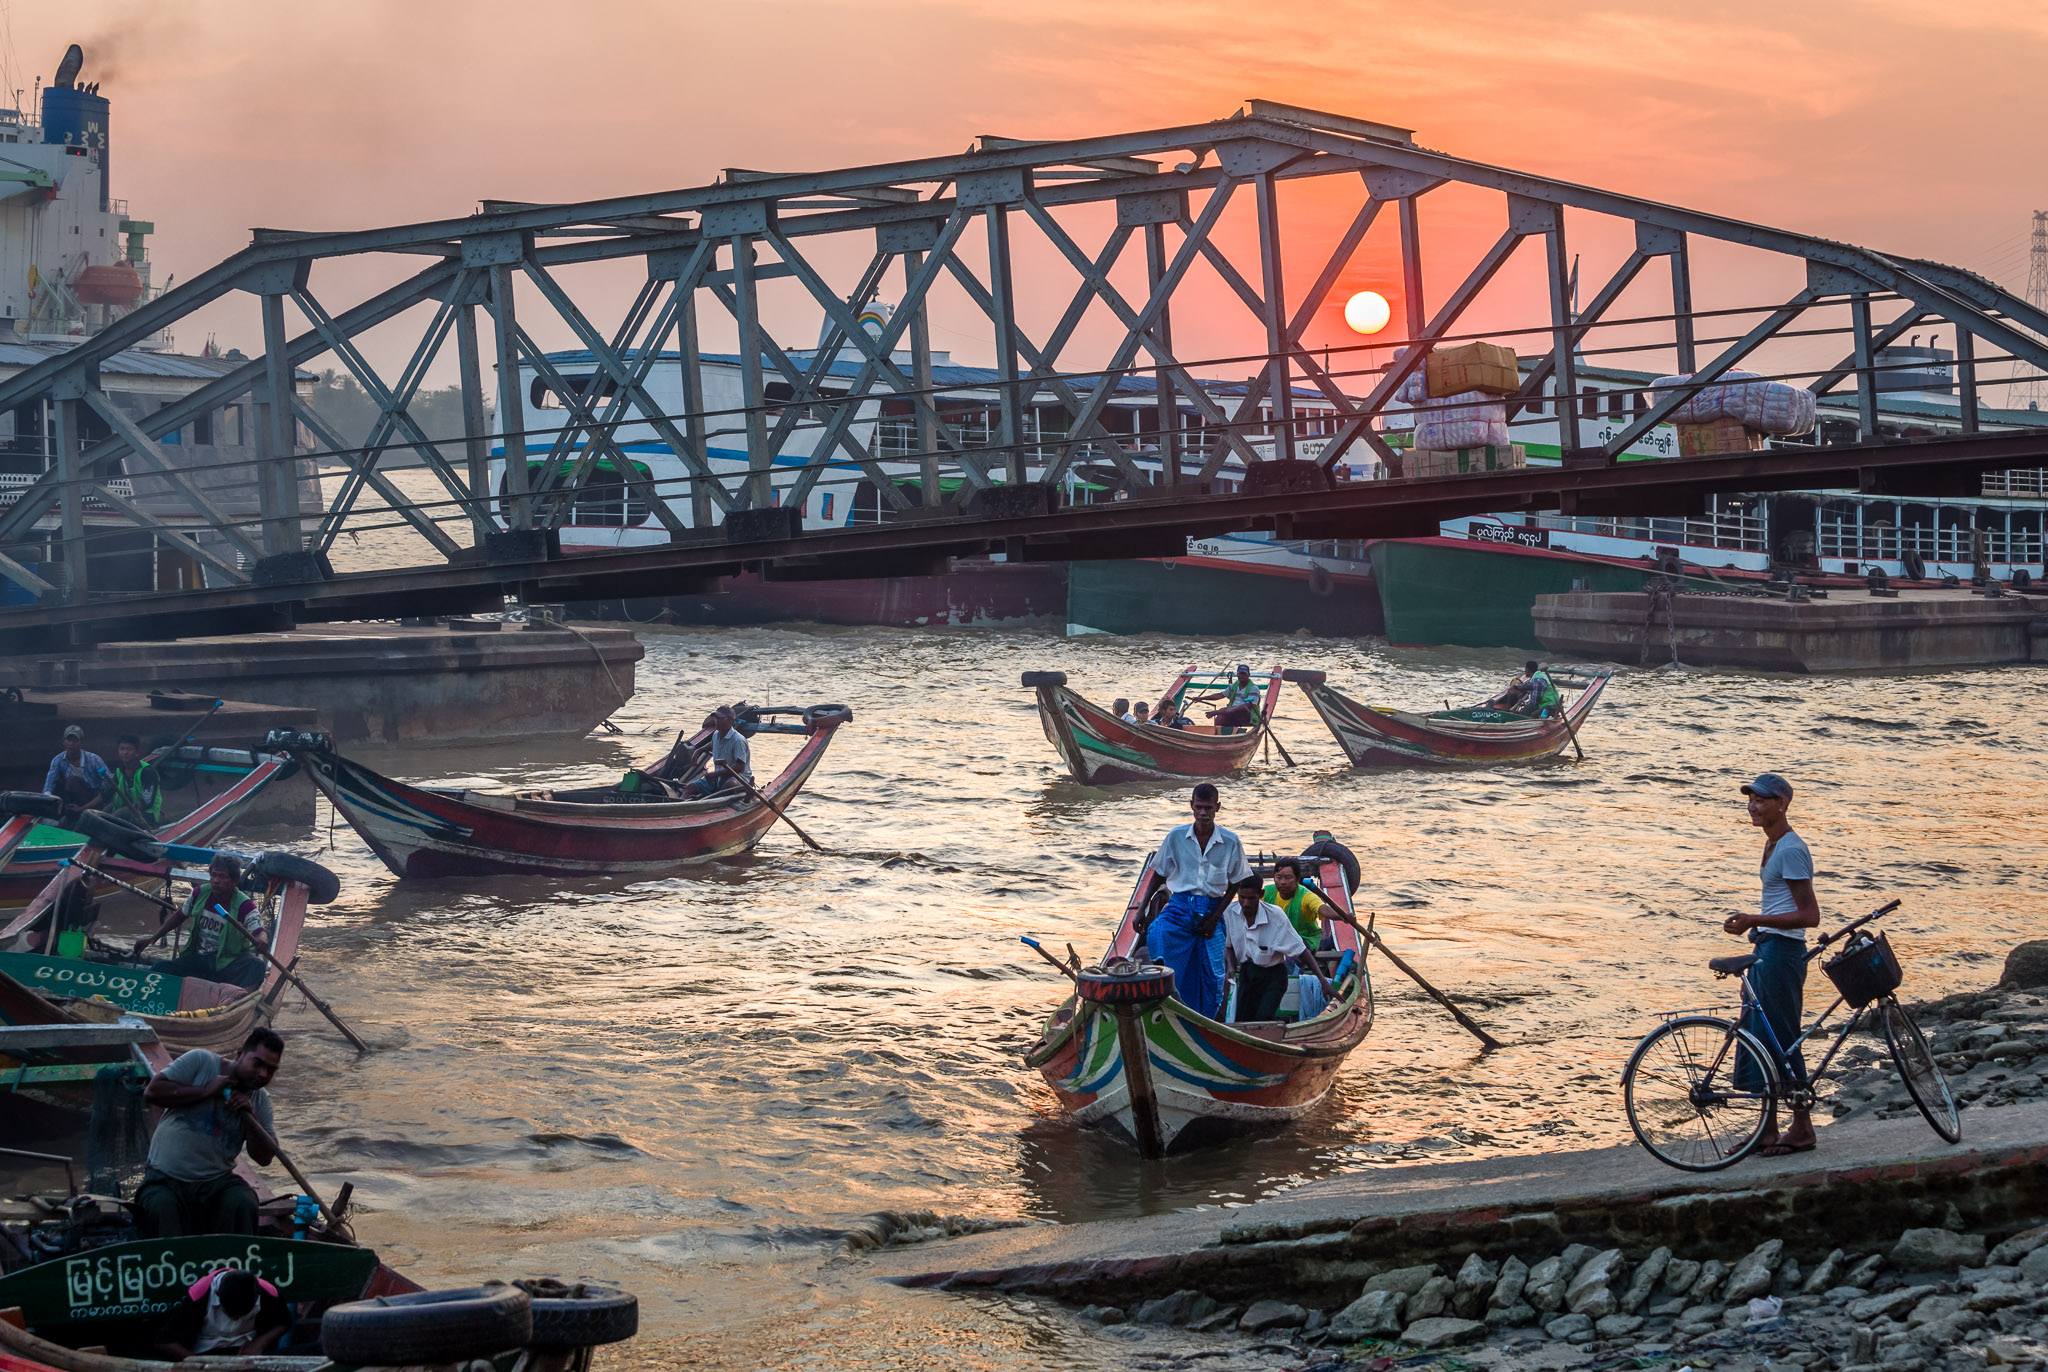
[0,98,2043,607]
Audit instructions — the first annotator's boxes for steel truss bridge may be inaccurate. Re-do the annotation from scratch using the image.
[1,98,2046,648]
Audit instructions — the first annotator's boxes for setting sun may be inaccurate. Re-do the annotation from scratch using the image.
[1344,289,1392,335]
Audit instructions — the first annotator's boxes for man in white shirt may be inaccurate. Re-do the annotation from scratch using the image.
[1723,772,1821,1156]
[1113,698,1134,724]
[1223,876,1336,1022]
[1141,783,1250,1019]
[685,707,753,799]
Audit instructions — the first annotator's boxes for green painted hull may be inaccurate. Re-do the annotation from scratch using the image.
[1369,539,1718,649]
[1068,559,1383,637]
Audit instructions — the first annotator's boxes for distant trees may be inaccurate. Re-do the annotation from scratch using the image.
[305,371,491,465]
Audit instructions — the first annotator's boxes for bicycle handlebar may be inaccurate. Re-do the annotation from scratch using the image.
[1812,898,1901,954]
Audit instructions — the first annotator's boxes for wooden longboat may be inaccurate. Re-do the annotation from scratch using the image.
[0,746,302,911]
[0,847,326,1057]
[1284,666,1613,768]
[1025,667,1286,785]
[292,704,852,879]
[0,968,172,1137]
[1024,851,1372,1156]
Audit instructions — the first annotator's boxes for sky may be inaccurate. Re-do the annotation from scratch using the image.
[8,0,2046,392]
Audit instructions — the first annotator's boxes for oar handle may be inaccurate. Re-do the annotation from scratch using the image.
[1020,937,1078,981]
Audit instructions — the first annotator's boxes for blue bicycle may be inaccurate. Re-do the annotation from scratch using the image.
[1622,900,1961,1171]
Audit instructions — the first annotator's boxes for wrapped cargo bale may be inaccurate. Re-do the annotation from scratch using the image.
[1650,371,1814,435]
[1409,443,1525,476]
[1676,418,1766,457]
[1753,382,1816,436]
[1426,341,1519,398]
[1415,390,1510,451]
[1396,362,1430,405]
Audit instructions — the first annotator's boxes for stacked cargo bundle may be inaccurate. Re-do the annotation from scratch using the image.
[1648,370,1817,455]
[1397,342,1524,478]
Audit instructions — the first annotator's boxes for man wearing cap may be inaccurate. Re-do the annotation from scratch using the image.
[43,726,112,817]
[1725,772,1820,1156]
[1208,665,1263,733]
[1140,783,1251,1020]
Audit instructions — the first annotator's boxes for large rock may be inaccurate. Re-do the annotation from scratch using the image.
[1489,1256,1530,1311]
[1595,1314,1645,1339]
[1451,1252,1499,1319]
[1523,1256,1567,1312]
[1999,940,2048,988]
[1801,1249,1847,1294]
[1851,1289,1924,1322]
[1406,1276,1455,1322]
[1988,1224,2048,1266]
[1332,1289,1408,1340]
[2019,1245,2048,1284]
[1402,1316,1487,1349]
[1363,1264,1441,1297]
[1620,1246,1671,1314]
[1486,1301,1538,1330]
[1543,1312,1593,1341]
[1133,1290,1213,1325]
[1891,1228,1987,1272]
[1565,1249,1626,1318]
[1688,1258,1729,1302]
[1723,1239,1785,1303]
[1238,1301,1306,1333]
[1661,1257,1701,1295]
[1844,1253,1886,1288]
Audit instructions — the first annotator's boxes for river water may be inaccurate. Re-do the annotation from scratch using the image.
[174,618,2035,1369]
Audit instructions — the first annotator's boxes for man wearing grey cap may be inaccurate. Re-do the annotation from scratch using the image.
[1724,772,1820,1156]
[43,725,111,818]
[1208,664,1263,734]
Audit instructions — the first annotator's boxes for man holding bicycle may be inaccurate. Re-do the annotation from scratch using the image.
[1726,773,1820,1156]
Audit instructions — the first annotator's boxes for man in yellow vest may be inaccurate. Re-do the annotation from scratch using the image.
[102,733,164,828]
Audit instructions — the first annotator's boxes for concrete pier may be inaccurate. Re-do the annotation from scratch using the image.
[1533,586,2048,672]
[0,622,643,744]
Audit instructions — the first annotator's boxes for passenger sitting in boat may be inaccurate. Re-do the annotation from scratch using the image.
[1141,783,1249,1021]
[44,724,111,819]
[1224,876,1335,1023]
[1521,661,1562,719]
[103,732,164,828]
[1132,701,1152,727]
[684,707,753,799]
[154,1268,290,1360]
[136,854,270,989]
[1154,696,1191,729]
[1207,664,1262,733]
[136,1028,283,1238]
[1264,856,1328,949]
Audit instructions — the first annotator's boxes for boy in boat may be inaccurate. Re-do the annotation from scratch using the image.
[136,853,271,989]
[1141,783,1250,1020]
[136,1028,284,1237]
[1224,876,1335,1022]
[1132,701,1152,727]
[102,732,165,828]
[684,706,753,799]
[154,1268,291,1360]
[1207,664,1263,733]
[1724,772,1820,1156]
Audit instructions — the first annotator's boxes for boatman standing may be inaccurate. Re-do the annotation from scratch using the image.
[1143,783,1250,1020]
[1724,772,1820,1157]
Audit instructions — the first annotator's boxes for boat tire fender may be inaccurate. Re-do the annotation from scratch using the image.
[71,810,166,863]
[321,1285,533,1365]
[1902,549,1927,582]
[248,851,343,904]
[0,791,63,819]
[1307,564,1334,598]
[803,704,854,730]
[1280,669,1327,686]
[1077,961,1176,1006]
[1020,671,1067,689]
[520,1280,640,1348]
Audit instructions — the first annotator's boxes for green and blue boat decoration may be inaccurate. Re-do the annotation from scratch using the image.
[1024,848,1372,1156]
[1024,667,1286,786]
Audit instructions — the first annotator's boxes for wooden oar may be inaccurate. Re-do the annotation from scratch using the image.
[1020,937,1078,981]
[1361,922,1503,1052]
[1254,706,1297,767]
[239,1115,341,1235]
[733,773,824,852]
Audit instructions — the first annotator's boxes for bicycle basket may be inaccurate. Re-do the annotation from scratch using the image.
[1823,931,1903,1008]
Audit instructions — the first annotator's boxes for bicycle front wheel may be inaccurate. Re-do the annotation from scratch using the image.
[1623,1016,1779,1171]
[1878,995,1961,1144]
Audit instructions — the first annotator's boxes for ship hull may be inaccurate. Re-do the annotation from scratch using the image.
[1067,556,1382,637]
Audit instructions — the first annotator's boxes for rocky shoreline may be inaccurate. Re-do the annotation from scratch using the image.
[1030,958,2048,1372]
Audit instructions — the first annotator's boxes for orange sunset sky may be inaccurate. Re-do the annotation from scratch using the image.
[9,0,2045,389]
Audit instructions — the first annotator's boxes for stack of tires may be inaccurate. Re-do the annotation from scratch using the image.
[320,1280,638,1365]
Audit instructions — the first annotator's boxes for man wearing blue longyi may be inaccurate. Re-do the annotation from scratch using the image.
[1142,783,1251,1020]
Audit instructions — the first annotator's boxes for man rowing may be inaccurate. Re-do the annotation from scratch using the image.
[103,732,164,828]
[136,853,271,989]
[684,706,753,800]
[1489,661,1561,718]
[1207,664,1263,733]
[136,1028,284,1237]
[1142,783,1250,1020]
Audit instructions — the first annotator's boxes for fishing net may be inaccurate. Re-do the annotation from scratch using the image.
[85,1066,150,1195]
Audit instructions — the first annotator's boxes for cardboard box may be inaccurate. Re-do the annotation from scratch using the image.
[1406,443,1526,478]
[1425,341,1520,398]
[1676,417,1765,457]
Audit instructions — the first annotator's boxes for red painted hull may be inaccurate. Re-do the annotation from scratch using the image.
[619,560,1065,628]
[305,716,848,878]
[1031,668,1286,785]
[1293,670,1612,768]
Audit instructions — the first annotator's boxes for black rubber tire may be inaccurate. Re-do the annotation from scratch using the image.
[2012,568,2033,590]
[1307,564,1335,598]
[524,1283,640,1349]
[1020,671,1067,689]
[0,791,63,819]
[1280,669,1327,685]
[248,851,342,905]
[70,810,165,862]
[321,1285,532,1365]
[1076,963,1175,1005]
[1902,549,1927,582]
